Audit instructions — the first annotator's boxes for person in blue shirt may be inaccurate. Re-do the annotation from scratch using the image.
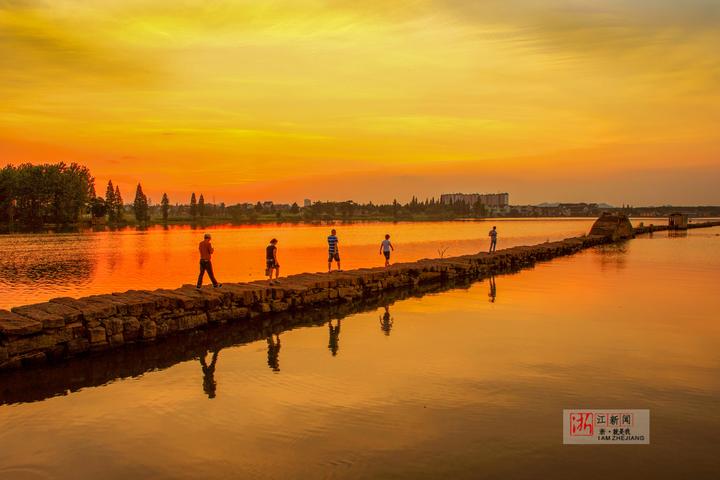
[488,226,498,252]
[327,229,341,272]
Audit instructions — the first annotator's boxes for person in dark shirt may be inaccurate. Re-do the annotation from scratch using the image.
[266,238,280,284]
[327,229,341,272]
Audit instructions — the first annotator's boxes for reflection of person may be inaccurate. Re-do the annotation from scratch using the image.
[266,238,280,284]
[488,276,496,303]
[327,229,341,272]
[379,234,394,267]
[200,349,220,399]
[488,226,498,253]
[379,305,393,336]
[197,233,222,288]
[328,319,341,356]
[267,334,281,372]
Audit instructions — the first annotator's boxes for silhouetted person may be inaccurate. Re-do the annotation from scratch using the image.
[488,226,498,252]
[266,238,280,284]
[379,305,394,336]
[379,234,394,267]
[488,276,497,303]
[200,349,220,399]
[328,319,341,356]
[197,233,222,288]
[267,334,281,372]
[327,229,341,272]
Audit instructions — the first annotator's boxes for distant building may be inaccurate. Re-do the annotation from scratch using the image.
[668,213,688,230]
[303,199,312,207]
[440,192,509,209]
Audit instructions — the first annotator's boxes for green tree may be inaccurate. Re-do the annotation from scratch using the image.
[190,192,197,220]
[290,202,299,214]
[133,183,149,223]
[198,194,205,218]
[105,180,116,223]
[114,185,124,223]
[90,197,107,219]
[161,193,170,223]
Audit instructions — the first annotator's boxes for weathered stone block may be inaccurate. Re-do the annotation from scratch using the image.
[0,310,43,336]
[52,297,117,321]
[270,301,289,312]
[141,320,157,339]
[177,313,208,331]
[10,304,65,329]
[7,333,57,356]
[67,338,90,355]
[418,271,442,283]
[65,321,85,338]
[101,317,124,336]
[88,326,107,344]
[123,317,141,341]
[109,333,124,346]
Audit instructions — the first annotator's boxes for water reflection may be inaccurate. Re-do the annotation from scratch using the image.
[328,320,341,356]
[266,334,281,372]
[0,219,599,309]
[0,279,460,406]
[488,276,497,303]
[379,306,394,336]
[199,349,220,399]
[593,241,629,270]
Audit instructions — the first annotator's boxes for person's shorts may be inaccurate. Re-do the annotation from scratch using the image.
[328,251,340,262]
[266,259,279,269]
[383,251,391,260]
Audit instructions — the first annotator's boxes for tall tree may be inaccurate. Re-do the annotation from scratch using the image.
[133,183,149,223]
[105,180,116,223]
[114,185,124,223]
[198,194,205,218]
[161,193,170,223]
[190,193,197,220]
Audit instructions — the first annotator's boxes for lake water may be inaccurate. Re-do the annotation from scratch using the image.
[0,219,598,309]
[1,224,719,479]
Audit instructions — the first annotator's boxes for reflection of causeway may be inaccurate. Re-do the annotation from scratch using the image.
[0,277,475,405]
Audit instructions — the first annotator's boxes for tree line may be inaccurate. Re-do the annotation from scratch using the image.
[1,161,503,230]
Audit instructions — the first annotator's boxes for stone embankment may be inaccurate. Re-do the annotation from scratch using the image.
[1,219,718,371]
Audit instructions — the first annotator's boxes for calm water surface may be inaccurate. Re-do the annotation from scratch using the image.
[1,226,719,479]
[0,219,597,309]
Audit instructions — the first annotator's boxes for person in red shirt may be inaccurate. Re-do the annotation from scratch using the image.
[197,233,222,288]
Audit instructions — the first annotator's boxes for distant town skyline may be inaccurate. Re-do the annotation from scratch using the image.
[2,1,719,205]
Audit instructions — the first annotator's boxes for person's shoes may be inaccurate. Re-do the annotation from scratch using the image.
[196,285,202,289]
[213,283,223,288]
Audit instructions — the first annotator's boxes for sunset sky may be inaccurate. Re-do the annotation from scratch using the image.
[1,0,718,205]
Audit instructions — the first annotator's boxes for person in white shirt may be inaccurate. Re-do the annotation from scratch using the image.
[379,234,394,267]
